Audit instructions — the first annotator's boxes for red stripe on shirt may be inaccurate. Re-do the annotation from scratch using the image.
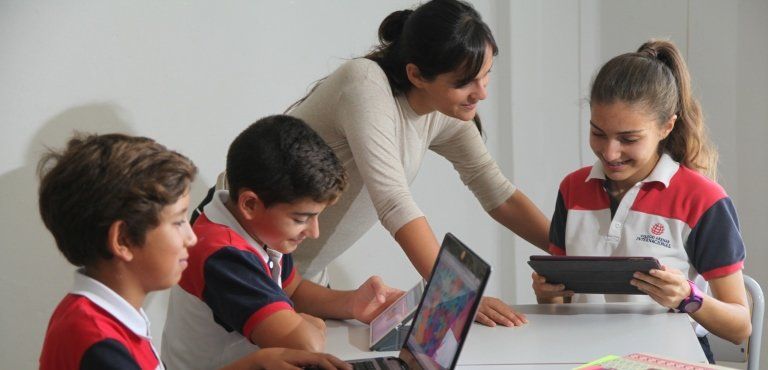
[283,267,297,287]
[242,301,294,340]
[549,244,565,256]
[560,167,610,211]
[633,166,727,228]
[700,260,744,281]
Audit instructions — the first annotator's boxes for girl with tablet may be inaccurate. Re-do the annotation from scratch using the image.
[533,40,751,363]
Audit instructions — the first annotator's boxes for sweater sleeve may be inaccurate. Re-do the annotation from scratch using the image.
[429,118,516,211]
[335,61,424,235]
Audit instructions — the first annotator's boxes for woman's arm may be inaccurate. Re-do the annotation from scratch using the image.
[393,216,440,279]
[394,216,527,327]
[488,190,550,252]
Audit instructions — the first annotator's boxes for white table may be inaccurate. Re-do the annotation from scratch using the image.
[325,303,708,369]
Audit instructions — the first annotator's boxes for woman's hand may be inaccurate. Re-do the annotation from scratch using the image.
[531,272,573,304]
[630,265,690,309]
[474,296,527,327]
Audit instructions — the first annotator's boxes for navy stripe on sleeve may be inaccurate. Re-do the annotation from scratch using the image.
[203,247,293,334]
[280,254,294,282]
[549,191,568,252]
[685,197,746,278]
[80,339,141,370]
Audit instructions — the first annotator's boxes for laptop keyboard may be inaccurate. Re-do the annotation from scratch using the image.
[351,357,401,370]
[352,362,377,370]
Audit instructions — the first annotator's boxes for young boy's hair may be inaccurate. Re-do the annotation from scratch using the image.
[38,133,197,267]
[226,114,347,207]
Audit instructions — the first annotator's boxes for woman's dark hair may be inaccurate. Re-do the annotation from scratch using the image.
[366,0,497,133]
[288,0,497,134]
[590,39,718,180]
[367,0,496,95]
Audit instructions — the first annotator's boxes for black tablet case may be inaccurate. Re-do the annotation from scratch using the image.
[528,256,661,294]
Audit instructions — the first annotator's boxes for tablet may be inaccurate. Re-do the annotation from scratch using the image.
[527,255,661,294]
[369,279,425,351]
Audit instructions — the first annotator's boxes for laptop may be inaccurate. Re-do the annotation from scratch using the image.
[348,233,491,370]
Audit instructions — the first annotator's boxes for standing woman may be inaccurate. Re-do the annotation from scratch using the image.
[288,0,549,326]
[233,0,548,326]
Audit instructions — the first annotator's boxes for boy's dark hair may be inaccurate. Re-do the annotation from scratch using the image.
[38,133,197,267]
[227,115,347,207]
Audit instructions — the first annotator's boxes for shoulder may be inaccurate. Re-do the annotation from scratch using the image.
[669,166,729,224]
[559,166,594,191]
[668,165,727,202]
[41,295,134,363]
[182,213,268,296]
[47,295,127,339]
[328,58,392,96]
[637,165,729,226]
[555,166,608,209]
[192,213,251,255]
[334,58,386,80]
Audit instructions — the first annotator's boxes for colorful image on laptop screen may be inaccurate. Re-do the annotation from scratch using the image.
[405,247,481,370]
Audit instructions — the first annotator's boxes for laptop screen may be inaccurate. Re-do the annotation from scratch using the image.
[400,233,490,370]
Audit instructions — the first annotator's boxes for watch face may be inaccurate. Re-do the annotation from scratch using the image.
[684,300,702,313]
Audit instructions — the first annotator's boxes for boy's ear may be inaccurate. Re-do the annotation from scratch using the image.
[107,220,134,262]
[237,189,266,221]
[406,63,428,88]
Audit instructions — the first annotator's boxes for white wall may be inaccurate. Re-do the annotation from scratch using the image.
[1,1,766,368]
[734,0,768,366]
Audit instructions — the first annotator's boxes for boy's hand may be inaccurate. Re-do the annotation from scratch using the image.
[222,347,351,370]
[531,272,573,304]
[350,276,403,324]
[631,265,690,310]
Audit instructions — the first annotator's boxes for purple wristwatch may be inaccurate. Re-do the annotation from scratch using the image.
[677,279,703,314]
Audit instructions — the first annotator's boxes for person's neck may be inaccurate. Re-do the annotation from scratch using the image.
[224,200,266,247]
[84,264,146,311]
[606,154,662,201]
[606,179,632,201]
[405,89,434,116]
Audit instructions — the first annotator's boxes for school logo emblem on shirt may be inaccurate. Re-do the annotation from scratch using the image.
[637,223,671,248]
[650,223,665,236]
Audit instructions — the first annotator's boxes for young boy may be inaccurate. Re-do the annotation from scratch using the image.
[161,115,402,370]
[38,133,349,370]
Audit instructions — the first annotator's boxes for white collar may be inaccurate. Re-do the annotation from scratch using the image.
[587,152,679,188]
[70,269,152,339]
[203,190,277,263]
